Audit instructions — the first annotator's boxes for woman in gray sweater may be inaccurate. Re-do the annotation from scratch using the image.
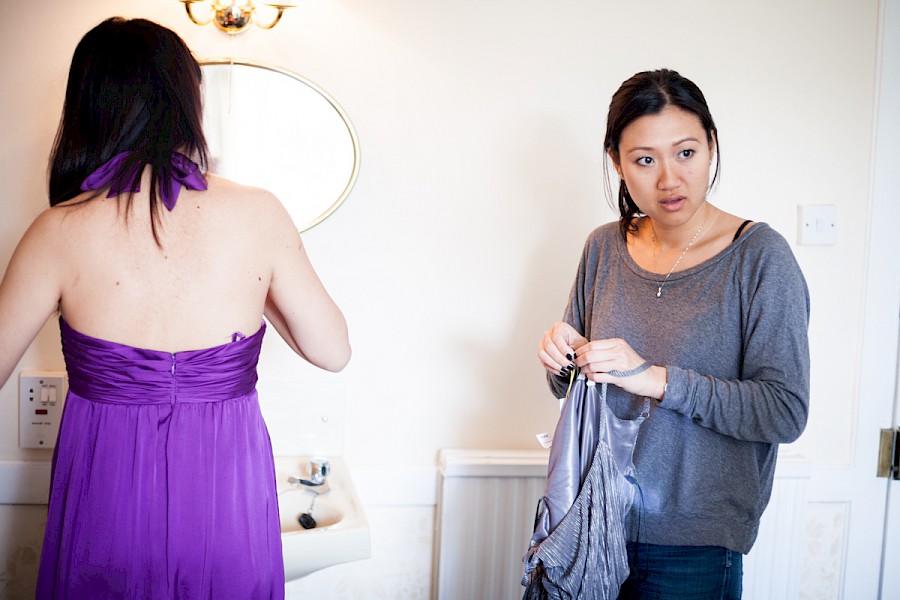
[537,69,810,599]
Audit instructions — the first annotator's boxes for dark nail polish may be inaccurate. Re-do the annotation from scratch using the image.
[566,353,574,361]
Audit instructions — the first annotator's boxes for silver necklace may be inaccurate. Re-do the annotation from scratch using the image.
[650,211,709,298]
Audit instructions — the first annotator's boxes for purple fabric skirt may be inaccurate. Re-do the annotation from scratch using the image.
[36,318,284,599]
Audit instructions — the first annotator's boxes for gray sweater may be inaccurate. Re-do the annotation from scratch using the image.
[548,222,810,554]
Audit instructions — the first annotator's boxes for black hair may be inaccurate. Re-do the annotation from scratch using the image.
[603,69,720,240]
[48,17,208,242]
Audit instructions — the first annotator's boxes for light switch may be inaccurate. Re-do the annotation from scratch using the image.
[19,371,67,449]
[798,204,838,245]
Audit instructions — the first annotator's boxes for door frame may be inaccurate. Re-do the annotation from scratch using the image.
[844,0,900,596]
[873,0,900,596]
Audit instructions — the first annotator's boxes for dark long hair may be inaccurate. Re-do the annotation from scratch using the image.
[603,69,720,240]
[48,17,208,242]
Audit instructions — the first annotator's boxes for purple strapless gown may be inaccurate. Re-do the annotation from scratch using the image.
[36,318,284,599]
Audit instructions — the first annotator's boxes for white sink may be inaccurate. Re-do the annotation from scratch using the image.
[275,456,370,581]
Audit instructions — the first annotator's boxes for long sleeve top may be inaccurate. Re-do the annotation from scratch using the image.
[548,222,810,554]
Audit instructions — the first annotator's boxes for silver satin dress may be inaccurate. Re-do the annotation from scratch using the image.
[522,376,649,600]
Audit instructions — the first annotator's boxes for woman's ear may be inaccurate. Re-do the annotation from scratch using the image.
[608,150,622,178]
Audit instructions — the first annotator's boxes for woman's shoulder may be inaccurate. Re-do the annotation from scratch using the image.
[202,174,297,228]
[736,222,795,258]
[583,221,621,249]
[27,202,77,239]
[6,204,74,274]
[733,222,806,287]
[203,173,281,208]
[570,223,623,276]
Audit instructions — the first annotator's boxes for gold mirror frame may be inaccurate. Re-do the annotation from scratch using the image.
[200,59,360,231]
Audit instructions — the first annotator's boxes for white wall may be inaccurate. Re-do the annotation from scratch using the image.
[0,0,879,597]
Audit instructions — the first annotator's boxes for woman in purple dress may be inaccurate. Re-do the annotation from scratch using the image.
[0,17,350,599]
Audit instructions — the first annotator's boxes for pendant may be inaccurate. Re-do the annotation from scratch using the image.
[656,287,662,298]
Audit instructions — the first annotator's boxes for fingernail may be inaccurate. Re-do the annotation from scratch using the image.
[567,363,576,371]
[566,353,574,361]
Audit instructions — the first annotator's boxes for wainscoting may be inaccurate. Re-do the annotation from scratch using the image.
[432,450,811,600]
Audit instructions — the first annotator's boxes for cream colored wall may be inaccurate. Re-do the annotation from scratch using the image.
[0,0,879,597]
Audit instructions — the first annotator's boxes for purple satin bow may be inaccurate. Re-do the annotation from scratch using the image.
[80,151,208,211]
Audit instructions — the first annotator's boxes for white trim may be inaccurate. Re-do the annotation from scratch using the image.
[0,451,813,510]
[438,449,550,478]
[874,1,900,596]
[838,0,900,596]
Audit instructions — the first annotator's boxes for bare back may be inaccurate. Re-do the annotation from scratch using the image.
[0,170,350,386]
[56,173,275,351]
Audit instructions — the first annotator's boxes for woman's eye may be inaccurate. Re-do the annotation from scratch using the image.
[679,149,695,159]
[636,156,654,166]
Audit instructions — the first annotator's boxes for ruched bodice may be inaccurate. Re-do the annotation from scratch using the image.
[38,319,284,600]
[60,317,264,404]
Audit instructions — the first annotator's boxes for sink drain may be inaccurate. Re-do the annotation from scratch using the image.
[298,512,317,529]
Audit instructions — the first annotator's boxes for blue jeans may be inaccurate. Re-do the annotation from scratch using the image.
[617,543,743,600]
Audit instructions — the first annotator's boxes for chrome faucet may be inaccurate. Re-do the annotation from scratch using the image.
[287,457,331,488]
[309,456,330,483]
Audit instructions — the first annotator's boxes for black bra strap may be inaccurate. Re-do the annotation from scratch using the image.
[732,220,753,242]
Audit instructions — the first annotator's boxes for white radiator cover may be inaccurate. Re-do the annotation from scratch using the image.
[432,449,810,600]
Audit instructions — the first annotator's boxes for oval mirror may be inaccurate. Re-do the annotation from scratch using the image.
[200,59,360,231]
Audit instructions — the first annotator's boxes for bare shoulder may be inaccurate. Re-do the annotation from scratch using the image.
[203,174,297,231]
[204,174,280,206]
[708,208,755,243]
[3,205,74,278]
[19,204,72,245]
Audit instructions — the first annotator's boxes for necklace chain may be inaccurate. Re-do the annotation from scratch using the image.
[650,209,710,298]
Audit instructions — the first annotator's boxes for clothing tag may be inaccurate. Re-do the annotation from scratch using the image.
[536,432,553,449]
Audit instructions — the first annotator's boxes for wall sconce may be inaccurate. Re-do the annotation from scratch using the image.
[178,1,296,35]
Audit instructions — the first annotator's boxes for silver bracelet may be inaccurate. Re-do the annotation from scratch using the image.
[608,361,652,378]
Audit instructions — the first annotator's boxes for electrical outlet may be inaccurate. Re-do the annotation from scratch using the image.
[19,371,67,449]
